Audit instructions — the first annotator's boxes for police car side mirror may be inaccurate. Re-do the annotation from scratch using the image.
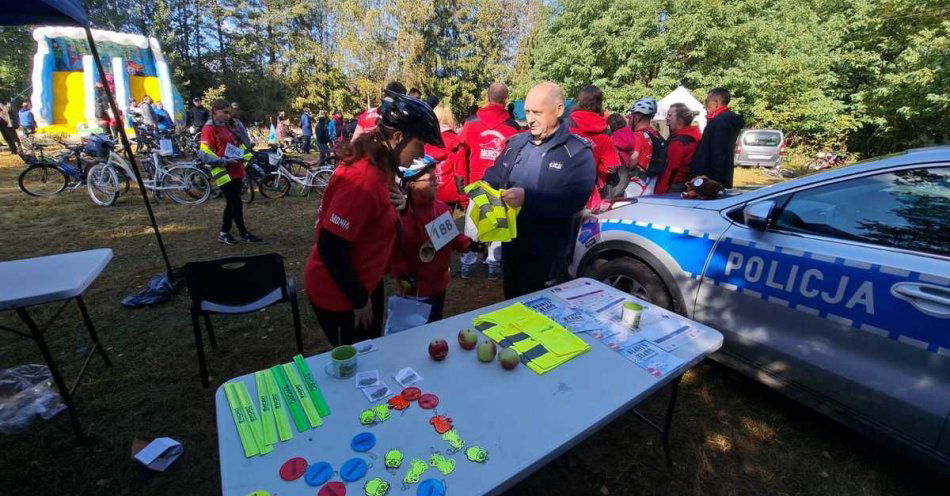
[743,200,775,230]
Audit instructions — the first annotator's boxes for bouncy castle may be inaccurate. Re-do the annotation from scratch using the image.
[30,26,184,134]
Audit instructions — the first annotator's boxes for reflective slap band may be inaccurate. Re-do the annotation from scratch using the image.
[294,354,331,417]
[282,363,323,428]
[224,382,260,457]
[271,365,310,433]
[255,372,279,447]
[265,369,293,441]
[235,381,272,454]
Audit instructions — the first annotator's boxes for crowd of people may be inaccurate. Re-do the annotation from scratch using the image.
[300,80,745,347]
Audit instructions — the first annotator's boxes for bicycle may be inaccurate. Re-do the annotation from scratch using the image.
[17,142,88,196]
[86,143,210,207]
[258,146,333,199]
[805,151,848,171]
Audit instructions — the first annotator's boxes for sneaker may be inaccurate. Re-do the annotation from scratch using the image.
[218,232,237,245]
[241,232,263,243]
[487,265,502,280]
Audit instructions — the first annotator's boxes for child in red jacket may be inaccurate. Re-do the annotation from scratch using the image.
[390,157,473,322]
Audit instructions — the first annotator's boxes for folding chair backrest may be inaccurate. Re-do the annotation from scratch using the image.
[183,253,287,308]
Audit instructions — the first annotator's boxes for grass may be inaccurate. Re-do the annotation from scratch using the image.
[0,152,943,496]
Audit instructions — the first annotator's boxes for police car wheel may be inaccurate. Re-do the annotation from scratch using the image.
[590,257,673,310]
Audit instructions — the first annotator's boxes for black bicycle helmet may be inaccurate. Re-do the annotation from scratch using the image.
[378,89,444,147]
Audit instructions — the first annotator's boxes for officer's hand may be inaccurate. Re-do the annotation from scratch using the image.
[501,187,525,208]
[389,183,407,210]
[354,300,374,329]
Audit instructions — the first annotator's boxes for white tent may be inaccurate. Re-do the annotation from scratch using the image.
[655,85,707,133]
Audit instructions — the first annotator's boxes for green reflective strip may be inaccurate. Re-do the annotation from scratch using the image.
[271,365,310,433]
[282,363,322,428]
[235,381,272,454]
[224,382,260,457]
[255,372,279,447]
[294,354,331,418]
[265,370,293,441]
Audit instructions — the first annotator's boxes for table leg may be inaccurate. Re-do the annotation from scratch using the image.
[631,374,683,469]
[75,296,112,366]
[15,307,85,441]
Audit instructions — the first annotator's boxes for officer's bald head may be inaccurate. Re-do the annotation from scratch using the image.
[487,83,509,105]
[524,81,565,141]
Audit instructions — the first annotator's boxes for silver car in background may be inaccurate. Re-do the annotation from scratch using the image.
[735,128,785,167]
[569,147,950,473]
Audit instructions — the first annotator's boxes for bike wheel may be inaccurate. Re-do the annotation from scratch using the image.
[241,176,255,204]
[284,159,312,197]
[259,173,290,199]
[163,166,211,205]
[87,163,120,206]
[310,168,334,198]
[18,164,68,196]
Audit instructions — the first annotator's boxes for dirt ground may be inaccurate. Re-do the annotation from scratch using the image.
[0,152,944,496]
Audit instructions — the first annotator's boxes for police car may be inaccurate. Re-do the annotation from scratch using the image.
[569,147,950,472]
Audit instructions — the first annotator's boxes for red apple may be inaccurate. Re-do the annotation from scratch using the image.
[476,339,497,362]
[499,347,519,370]
[429,338,449,361]
[457,329,478,350]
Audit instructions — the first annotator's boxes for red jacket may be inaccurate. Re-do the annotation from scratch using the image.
[458,103,520,185]
[424,129,464,204]
[611,126,636,168]
[655,125,702,194]
[569,110,621,210]
[389,199,471,297]
[199,121,245,180]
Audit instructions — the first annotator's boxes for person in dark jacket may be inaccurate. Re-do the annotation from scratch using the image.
[316,112,330,158]
[0,97,20,154]
[690,87,745,188]
[483,82,595,298]
[187,97,210,131]
[300,108,313,154]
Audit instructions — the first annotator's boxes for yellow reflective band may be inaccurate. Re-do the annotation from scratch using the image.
[211,166,232,186]
[199,143,220,158]
[224,382,261,457]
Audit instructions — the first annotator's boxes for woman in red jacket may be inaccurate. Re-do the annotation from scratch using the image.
[656,103,702,194]
[305,91,444,346]
[424,103,464,210]
[568,85,621,211]
[390,158,473,322]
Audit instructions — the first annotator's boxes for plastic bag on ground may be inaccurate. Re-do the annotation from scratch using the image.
[0,364,66,435]
[121,272,181,308]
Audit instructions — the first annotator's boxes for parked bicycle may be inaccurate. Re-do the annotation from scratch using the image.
[17,142,88,196]
[258,146,333,199]
[805,151,848,171]
[86,141,210,207]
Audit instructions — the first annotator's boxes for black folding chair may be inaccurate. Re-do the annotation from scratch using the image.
[183,253,303,387]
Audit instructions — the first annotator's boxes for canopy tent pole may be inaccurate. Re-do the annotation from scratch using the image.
[83,26,174,276]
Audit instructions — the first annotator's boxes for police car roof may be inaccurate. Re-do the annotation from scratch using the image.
[636,146,950,211]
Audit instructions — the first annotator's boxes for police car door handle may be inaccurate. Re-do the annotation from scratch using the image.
[891,282,950,319]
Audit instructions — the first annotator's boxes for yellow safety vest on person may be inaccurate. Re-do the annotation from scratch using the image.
[463,180,519,242]
[199,121,250,187]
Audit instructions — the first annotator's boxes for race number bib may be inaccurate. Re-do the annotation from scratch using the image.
[159,139,174,156]
[224,142,244,160]
[424,211,459,251]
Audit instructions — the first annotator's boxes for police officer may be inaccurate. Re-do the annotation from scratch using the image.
[198,99,262,245]
[483,82,595,298]
[305,91,444,346]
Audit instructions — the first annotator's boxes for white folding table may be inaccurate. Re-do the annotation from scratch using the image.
[215,278,723,495]
[0,249,114,440]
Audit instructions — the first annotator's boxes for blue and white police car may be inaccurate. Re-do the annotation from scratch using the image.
[569,147,950,472]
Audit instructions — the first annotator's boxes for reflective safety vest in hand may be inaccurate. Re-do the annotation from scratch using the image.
[463,180,519,242]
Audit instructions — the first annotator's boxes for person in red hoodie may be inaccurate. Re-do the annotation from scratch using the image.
[457,82,521,280]
[424,103,464,209]
[568,85,621,211]
[608,113,634,167]
[656,103,702,194]
[390,158,473,322]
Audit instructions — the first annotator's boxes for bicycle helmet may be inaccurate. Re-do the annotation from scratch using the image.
[378,89,444,147]
[399,155,438,182]
[628,97,657,116]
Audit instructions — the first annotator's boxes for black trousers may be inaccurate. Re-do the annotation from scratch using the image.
[220,178,248,235]
[0,126,18,154]
[501,236,565,299]
[423,292,446,323]
[317,140,330,159]
[312,285,385,348]
[302,135,312,154]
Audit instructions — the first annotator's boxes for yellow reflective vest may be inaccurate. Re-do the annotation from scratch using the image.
[464,180,519,242]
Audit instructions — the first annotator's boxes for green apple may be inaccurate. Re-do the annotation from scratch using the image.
[476,339,497,362]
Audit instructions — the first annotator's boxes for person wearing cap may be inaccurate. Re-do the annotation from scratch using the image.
[299,107,313,154]
[482,81,595,298]
[389,156,474,323]
[305,91,444,346]
[351,81,407,142]
[625,97,661,196]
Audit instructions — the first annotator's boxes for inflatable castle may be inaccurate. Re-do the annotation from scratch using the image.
[30,26,185,135]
